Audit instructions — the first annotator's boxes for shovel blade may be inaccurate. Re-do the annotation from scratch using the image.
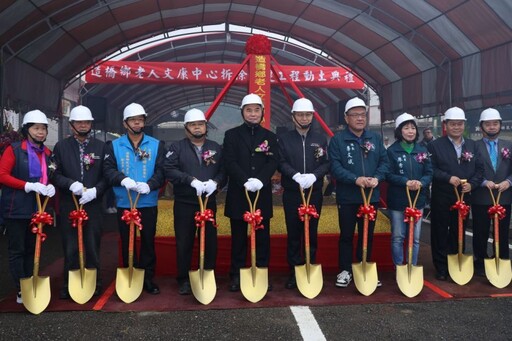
[68,268,97,304]
[352,262,378,296]
[115,267,145,304]
[189,269,217,305]
[485,258,512,289]
[240,267,268,303]
[295,264,323,299]
[20,276,51,315]
[396,264,424,298]
[447,253,473,285]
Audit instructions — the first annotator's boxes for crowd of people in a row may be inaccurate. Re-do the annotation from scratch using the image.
[1,93,510,304]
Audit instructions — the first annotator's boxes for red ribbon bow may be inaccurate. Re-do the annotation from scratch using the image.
[30,212,53,242]
[68,209,89,228]
[403,207,422,223]
[488,204,506,220]
[450,200,470,220]
[357,204,377,221]
[243,209,264,230]
[298,204,319,221]
[121,208,143,230]
[194,209,218,228]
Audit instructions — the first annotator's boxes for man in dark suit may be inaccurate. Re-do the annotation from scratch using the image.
[472,108,512,276]
[223,93,279,292]
[427,107,483,280]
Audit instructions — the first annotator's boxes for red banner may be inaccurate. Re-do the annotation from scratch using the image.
[85,61,364,89]
[249,55,271,128]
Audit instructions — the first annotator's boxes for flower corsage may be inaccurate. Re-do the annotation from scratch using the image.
[202,150,217,166]
[255,140,273,155]
[360,140,375,158]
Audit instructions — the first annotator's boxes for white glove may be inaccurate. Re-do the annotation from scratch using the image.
[69,181,84,195]
[203,180,218,197]
[244,179,254,192]
[135,182,151,195]
[45,184,56,198]
[121,177,137,191]
[24,182,47,195]
[79,187,97,205]
[191,179,204,196]
[292,173,302,184]
[248,178,263,192]
[302,174,317,189]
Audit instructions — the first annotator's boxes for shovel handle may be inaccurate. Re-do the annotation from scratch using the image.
[244,189,260,270]
[300,187,314,267]
[197,196,210,276]
[33,194,50,279]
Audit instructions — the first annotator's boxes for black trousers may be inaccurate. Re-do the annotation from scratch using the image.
[229,218,271,278]
[59,200,103,288]
[337,204,377,272]
[5,218,35,291]
[173,200,217,284]
[430,200,464,275]
[283,189,322,272]
[472,204,511,269]
[117,206,157,281]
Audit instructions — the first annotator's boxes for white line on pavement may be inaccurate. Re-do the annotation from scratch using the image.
[465,230,512,249]
[290,306,326,341]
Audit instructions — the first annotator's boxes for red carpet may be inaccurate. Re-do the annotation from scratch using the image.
[2,232,512,313]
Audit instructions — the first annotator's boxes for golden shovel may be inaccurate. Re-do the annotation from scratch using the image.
[485,189,512,288]
[116,191,145,303]
[68,193,97,304]
[189,195,217,305]
[240,189,268,303]
[21,194,51,315]
[447,182,474,285]
[396,187,424,298]
[352,187,379,296]
[295,186,323,299]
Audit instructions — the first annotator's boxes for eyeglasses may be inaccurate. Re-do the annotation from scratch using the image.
[346,113,366,118]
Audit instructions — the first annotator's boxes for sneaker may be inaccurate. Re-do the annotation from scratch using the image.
[377,280,382,287]
[16,291,22,304]
[336,270,352,287]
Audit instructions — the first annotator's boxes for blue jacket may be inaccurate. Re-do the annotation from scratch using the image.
[104,134,165,208]
[328,129,389,204]
[386,141,433,210]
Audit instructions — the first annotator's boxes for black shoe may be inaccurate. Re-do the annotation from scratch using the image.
[144,280,160,295]
[285,275,296,289]
[59,287,70,300]
[475,268,486,277]
[268,282,273,292]
[179,281,192,295]
[229,276,240,292]
[435,272,447,281]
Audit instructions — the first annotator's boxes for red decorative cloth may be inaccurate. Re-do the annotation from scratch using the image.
[30,212,53,242]
[243,209,264,230]
[403,207,422,223]
[194,209,218,228]
[488,204,506,220]
[357,204,377,222]
[450,200,470,220]
[245,34,272,55]
[298,204,319,221]
[121,208,143,230]
[68,209,89,228]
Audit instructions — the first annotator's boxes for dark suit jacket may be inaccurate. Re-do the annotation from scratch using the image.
[473,138,512,205]
[223,124,278,219]
[428,136,483,205]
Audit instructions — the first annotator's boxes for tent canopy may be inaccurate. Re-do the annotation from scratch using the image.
[1,0,511,125]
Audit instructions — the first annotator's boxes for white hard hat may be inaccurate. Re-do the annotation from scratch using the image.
[69,105,94,122]
[123,103,147,120]
[22,110,48,126]
[395,113,416,129]
[443,107,466,121]
[184,108,206,124]
[479,108,502,122]
[291,98,314,113]
[240,93,264,109]
[344,97,367,114]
